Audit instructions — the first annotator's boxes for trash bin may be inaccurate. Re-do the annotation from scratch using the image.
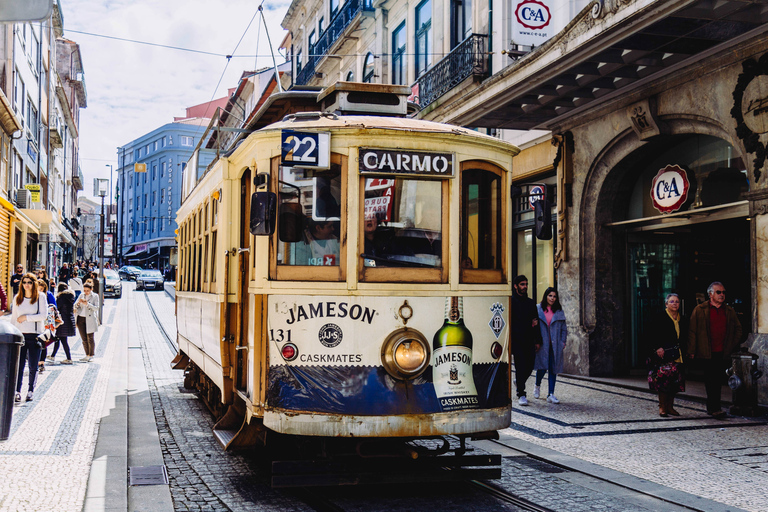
[0,321,23,441]
[726,346,763,417]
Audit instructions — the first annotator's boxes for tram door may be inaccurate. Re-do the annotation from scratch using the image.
[236,171,252,392]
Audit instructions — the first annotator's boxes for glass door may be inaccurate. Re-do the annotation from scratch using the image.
[628,238,682,369]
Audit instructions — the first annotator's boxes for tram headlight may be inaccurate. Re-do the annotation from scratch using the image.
[381,328,430,380]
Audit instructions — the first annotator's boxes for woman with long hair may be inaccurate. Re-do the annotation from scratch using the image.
[74,279,99,362]
[533,287,568,404]
[11,273,49,403]
[49,282,76,364]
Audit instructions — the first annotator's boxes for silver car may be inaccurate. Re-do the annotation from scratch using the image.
[100,269,123,298]
[136,270,164,291]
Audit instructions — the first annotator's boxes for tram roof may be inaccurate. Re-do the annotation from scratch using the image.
[258,114,520,154]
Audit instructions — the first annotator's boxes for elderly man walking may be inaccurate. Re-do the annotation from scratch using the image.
[687,281,742,418]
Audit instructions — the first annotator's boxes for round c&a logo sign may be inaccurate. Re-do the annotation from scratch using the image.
[650,164,690,214]
[515,0,551,30]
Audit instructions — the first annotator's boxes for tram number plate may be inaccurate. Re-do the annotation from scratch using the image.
[281,130,330,169]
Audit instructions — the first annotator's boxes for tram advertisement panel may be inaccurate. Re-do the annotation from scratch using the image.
[266,295,510,415]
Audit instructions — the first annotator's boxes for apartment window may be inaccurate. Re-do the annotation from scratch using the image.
[161,188,165,204]
[135,173,139,186]
[451,0,472,48]
[296,48,303,75]
[144,194,147,208]
[309,30,316,51]
[416,0,432,77]
[154,140,159,151]
[363,52,375,83]
[153,164,157,180]
[161,161,166,177]
[27,101,38,142]
[161,137,166,147]
[319,16,325,34]
[181,136,193,147]
[152,190,156,206]
[14,71,23,114]
[392,22,406,85]
[331,0,339,17]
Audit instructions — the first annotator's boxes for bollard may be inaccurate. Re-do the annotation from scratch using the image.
[0,321,24,441]
[726,346,763,417]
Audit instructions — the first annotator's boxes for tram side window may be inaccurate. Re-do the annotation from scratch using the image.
[461,165,504,283]
[276,164,342,267]
[362,178,441,268]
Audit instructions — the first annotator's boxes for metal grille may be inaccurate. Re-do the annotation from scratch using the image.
[129,465,169,486]
[414,34,488,109]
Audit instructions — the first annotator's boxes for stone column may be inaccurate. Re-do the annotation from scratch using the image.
[746,189,768,403]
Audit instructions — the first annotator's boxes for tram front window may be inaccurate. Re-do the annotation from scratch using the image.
[362,178,441,268]
[277,166,342,267]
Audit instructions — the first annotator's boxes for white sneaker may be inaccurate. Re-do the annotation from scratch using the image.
[547,395,560,404]
[518,396,529,406]
[533,386,541,399]
[79,356,90,362]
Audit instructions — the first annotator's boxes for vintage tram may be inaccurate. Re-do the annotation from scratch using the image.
[174,83,519,485]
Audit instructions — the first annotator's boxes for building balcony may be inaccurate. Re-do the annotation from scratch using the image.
[412,34,489,109]
[295,0,374,86]
[73,166,84,192]
[50,117,63,148]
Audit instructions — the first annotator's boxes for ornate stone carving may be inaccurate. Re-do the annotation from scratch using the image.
[731,52,768,183]
[745,189,768,217]
[627,99,660,140]
[552,132,574,269]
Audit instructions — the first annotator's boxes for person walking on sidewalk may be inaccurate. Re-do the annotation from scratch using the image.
[534,287,568,404]
[648,293,687,417]
[11,273,48,403]
[74,279,99,362]
[49,282,76,364]
[36,279,57,374]
[10,263,24,297]
[688,282,742,418]
[510,275,541,406]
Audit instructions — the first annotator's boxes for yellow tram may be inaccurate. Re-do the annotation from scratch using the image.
[174,83,519,485]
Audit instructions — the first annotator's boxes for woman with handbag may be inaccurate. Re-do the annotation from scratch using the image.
[648,293,688,417]
[50,282,76,364]
[36,279,57,373]
[74,279,99,362]
[10,273,49,403]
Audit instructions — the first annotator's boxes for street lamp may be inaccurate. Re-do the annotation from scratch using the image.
[94,178,109,323]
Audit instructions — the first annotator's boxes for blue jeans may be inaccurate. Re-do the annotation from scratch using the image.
[17,333,42,393]
[535,346,557,396]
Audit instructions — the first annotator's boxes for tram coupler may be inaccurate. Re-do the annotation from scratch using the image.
[726,347,764,417]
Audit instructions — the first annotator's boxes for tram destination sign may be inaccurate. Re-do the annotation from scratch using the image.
[359,148,454,177]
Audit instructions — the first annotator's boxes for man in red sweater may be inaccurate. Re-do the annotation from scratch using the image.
[688,282,743,417]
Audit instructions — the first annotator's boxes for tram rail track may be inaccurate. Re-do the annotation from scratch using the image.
[142,289,177,354]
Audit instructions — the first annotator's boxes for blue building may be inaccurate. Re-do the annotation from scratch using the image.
[116,100,224,270]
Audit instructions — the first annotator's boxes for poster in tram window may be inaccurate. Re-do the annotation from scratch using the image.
[363,178,395,221]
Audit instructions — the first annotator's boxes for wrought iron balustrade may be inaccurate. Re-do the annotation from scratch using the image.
[295,0,373,85]
[413,34,488,109]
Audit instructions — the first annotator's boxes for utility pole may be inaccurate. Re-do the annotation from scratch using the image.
[94,178,108,323]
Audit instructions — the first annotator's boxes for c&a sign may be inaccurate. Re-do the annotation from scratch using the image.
[650,164,690,214]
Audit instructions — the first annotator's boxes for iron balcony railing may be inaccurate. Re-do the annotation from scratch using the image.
[296,0,373,85]
[413,34,489,109]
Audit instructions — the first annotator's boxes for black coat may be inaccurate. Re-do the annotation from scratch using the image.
[55,290,77,337]
[510,291,541,353]
[648,310,687,359]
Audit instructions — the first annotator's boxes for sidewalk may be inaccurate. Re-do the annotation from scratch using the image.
[503,372,768,512]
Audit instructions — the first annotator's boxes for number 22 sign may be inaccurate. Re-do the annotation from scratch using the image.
[281,130,330,169]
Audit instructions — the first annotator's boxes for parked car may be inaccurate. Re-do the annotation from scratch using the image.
[136,269,164,291]
[118,265,142,281]
[97,269,123,298]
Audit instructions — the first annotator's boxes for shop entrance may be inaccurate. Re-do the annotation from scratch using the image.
[627,217,751,372]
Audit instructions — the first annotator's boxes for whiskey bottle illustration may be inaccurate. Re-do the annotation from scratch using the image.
[432,296,479,411]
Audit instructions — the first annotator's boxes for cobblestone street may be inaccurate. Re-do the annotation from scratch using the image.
[1,284,766,511]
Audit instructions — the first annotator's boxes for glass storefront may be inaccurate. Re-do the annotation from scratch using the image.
[513,177,556,301]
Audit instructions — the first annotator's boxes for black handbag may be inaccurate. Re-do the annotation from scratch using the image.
[663,346,681,362]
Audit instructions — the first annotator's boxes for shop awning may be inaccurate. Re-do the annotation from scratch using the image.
[422,0,768,130]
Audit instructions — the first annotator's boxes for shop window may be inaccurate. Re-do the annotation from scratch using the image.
[461,164,503,283]
[273,154,346,281]
[361,177,445,283]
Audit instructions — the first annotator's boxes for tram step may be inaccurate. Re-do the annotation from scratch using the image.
[271,467,502,487]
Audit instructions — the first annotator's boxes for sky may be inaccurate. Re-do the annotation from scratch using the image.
[61,0,292,202]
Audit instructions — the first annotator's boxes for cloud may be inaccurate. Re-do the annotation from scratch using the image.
[62,0,290,200]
